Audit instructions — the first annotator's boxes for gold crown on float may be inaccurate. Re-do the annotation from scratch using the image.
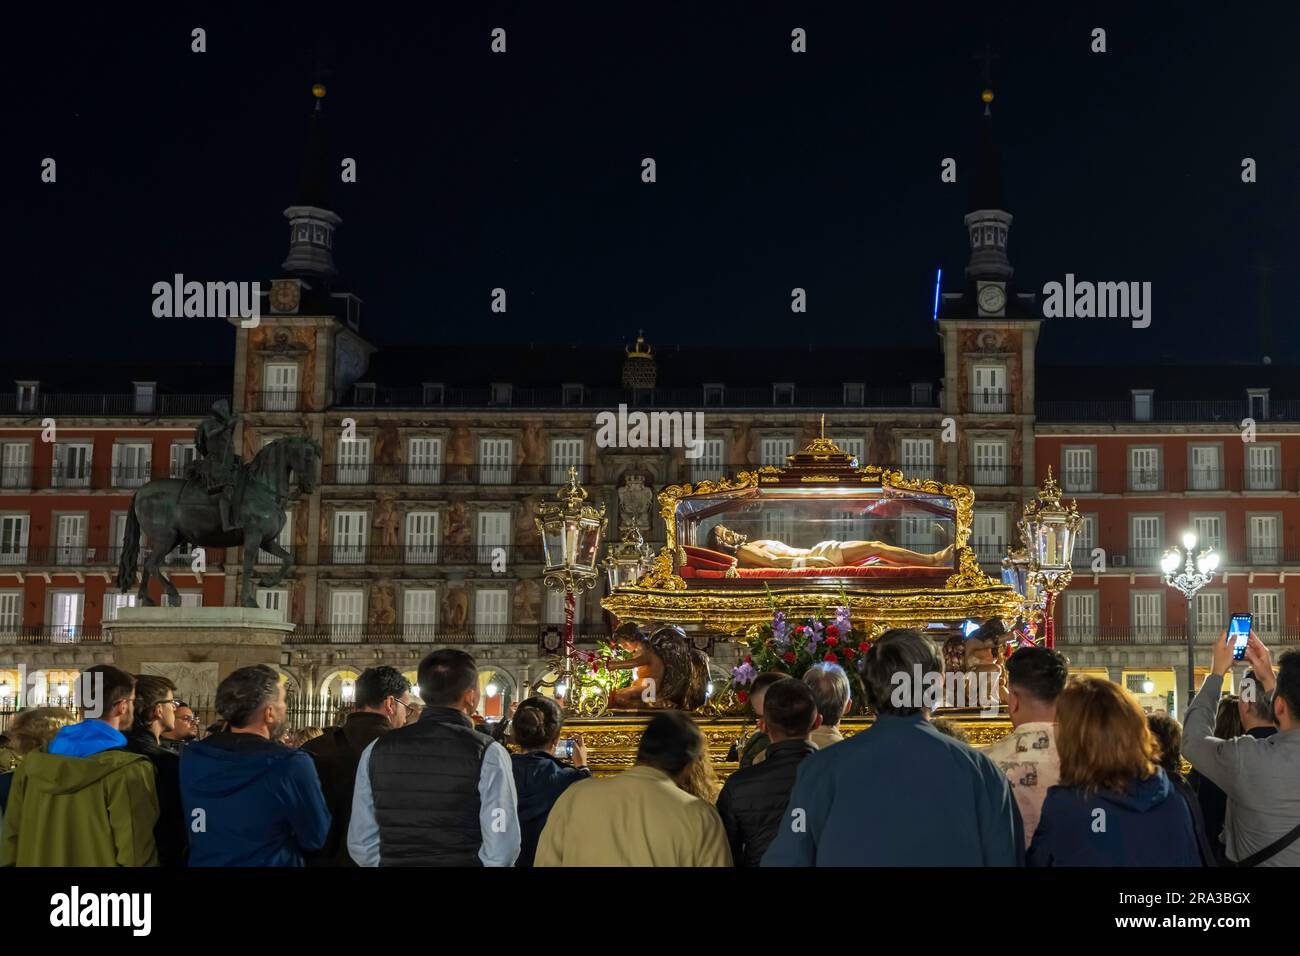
[625,330,654,359]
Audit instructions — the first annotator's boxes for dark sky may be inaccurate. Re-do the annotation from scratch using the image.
[6,1,1300,367]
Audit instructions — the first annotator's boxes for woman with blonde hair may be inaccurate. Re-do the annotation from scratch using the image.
[0,707,78,830]
[1027,677,1201,866]
[679,745,721,804]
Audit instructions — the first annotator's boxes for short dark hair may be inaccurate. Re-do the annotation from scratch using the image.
[761,679,817,738]
[81,665,135,716]
[1005,647,1069,704]
[215,665,283,728]
[1241,671,1276,725]
[1146,713,1183,778]
[417,649,478,706]
[749,671,788,713]
[862,628,941,716]
[132,674,177,732]
[511,696,564,749]
[636,711,703,777]
[355,666,410,709]
[1274,651,1300,722]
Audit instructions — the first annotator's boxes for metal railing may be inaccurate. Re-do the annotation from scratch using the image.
[1038,399,1300,424]
[317,543,544,566]
[284,627,610,645]
[0,394,228,418]
[249,390,308,413]
[1056,626,1300,646]
[0,625,108,645]
[319,463,594,486]
[1056,469,1298,495]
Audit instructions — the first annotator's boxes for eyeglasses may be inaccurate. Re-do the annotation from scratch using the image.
[177,715,200,725]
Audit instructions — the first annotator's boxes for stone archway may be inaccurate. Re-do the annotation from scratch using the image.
[477,665,518,721]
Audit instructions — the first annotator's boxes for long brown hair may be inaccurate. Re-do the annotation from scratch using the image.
[1057,676,1160,794]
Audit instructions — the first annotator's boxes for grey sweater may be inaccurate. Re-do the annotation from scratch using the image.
[1182,673,1300,866]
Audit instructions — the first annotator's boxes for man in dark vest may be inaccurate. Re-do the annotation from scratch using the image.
[347,649,520,866]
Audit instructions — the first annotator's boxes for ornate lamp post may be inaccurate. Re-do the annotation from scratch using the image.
[1162,530,1219,710]
[603,525,654,590]
[1001,545,1045,642]
[535,466,607,710]
[1020,468,1082,649]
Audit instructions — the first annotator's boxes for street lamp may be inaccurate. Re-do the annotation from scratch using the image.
[603,525,654,589]
[1162,530,1219,710]
[535,466,608,711]
[1020,468,1082,648]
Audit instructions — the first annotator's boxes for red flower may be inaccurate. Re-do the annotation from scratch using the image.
[826,624,840,638]
[858,642,870,652]
[823,651,838,663]
[783,651,796,664]
[825,636,839,647]
[842,647,855,660]
[737,690,749,704]
[591,665,600,674]
[745,655,753,664]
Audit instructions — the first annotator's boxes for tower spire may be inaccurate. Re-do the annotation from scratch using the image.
[282,81,342,281]
[963,55,1013,282]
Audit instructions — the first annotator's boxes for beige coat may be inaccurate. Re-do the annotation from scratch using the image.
[535,765,732,867]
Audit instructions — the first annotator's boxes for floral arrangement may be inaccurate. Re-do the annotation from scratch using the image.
[574,639,636,695]
[730,596,871,709]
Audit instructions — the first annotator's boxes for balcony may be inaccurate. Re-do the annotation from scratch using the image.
[1042,469,1298,496]
[1038,399,1300,424]
[0,394,229,418]
[0,625,108,645]
[319,463,594,486]
[1055,625,1300,646]
[284,626,610,646]
[250,390,307,413]
[317,543,544,567]
[967,392,1013,414]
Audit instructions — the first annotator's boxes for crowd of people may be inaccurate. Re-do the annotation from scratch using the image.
[1,625,1298,867]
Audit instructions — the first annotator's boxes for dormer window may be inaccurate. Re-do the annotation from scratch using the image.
[133,382,156,414]
[843,383,865,406]
[422,382,444,406]
[911,382,934,406]
[1131,389,1154,422]
[490,383,513,406]
[15,382,38,413]
[1248,388,1270,421]
[773,383,796,405]
[703,384,725,406]
[562,383,584,406]
[353,383,376,405]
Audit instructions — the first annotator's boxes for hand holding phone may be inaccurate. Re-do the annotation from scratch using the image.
[1227,613,1252,662]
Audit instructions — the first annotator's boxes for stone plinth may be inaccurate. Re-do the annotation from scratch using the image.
[106,607,295,702]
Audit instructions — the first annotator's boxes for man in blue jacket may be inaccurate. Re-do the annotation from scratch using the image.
[763,628,1023,866]
[180,665,330,867]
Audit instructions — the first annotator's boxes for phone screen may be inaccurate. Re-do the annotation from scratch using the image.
[556,738,574,759]
[1228,613,1252,661]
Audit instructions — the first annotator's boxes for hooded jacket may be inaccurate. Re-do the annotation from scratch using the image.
[510,750,591,867]
[180,731,330,867]
[1027,768,1202,867]
[0,721,159,867]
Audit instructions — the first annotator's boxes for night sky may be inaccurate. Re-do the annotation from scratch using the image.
[6,1,1299,368]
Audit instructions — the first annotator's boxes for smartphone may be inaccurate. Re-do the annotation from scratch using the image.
[1227,613,1252,661]
[555,738,575,760]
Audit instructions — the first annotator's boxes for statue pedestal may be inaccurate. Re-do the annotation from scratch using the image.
[105,607,294,705]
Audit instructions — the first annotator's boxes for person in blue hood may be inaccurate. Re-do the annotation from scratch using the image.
[509,696,591,866]
[180,665,330,867]
[1028,676,1202,867]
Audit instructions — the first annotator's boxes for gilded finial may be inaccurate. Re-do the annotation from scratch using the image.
[312,83,326,99]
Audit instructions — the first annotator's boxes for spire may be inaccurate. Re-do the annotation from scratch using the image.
[969,89,1004,212]
[282,82,342,280]
[963,56,1013,282]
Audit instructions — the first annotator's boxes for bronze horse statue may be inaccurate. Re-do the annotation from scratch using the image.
[117,436,321,608]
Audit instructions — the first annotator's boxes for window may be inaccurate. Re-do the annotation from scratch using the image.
[1196,591,1225,638]
[1191,514,1224,552]
[703,384,725,406]
[333,511,368,564]
[0,515,29,565]
[689,439,725,483]
[899,513,937,550]
[843,383,865,406]
[1062,447,1094,493]
[352,383,376,405]
[133,382,156,414]
[1132,592,1164,640]
[1073,514,1097,566]
[1132,390,1154,422]
[760,438,795,467]
[1065,592,1097,638]
[1246,444,1280,491]
[331,590,365,637]
[170,442,197,479]
[55,514,87,565]
[901,438,935,480]
[113,442,152,488]
[1,442,31,489]
[763,508,794,544]
[422,383,444,406]
[265,364,298,411]
[973,440,1008,485]
[772,384,795,405]
[550,438,584,484]
[562,384,584,406]
[479,438,513,485]
[15,382,38,413]
[973,511,1007,561]
[408,437,442,484]
[258,509,292,564]
[1251,591,1281,635]
[1130,515,1163,566]
[490,383,513,406]
[545,588,582,628]
[1248,389,1269,422]
[476,510,510,565]
[475,589,510,636]
[50,590,84,641]
[1188,444,1222,491]
[53,442,92,488]
[833,438,865,465]
[911,382,934,406]
[405,511,439,564]
[972,365,1007,412]
[337,436,372,485]
[257,588,288,622]
[403,589,438,639]
[1248,515,1280,564]
[0,591,22,633]
[1129,446,1161,491]
[110,513,131,563]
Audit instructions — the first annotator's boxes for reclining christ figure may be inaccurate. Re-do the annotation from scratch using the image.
[706,524,954,569]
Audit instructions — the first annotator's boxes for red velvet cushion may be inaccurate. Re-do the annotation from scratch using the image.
[682,545,738,570]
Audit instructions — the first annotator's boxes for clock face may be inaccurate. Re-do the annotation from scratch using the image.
[978,284,1006,313]
[269,280,300,314]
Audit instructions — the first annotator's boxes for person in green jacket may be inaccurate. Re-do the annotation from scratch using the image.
[1,665,159,867]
